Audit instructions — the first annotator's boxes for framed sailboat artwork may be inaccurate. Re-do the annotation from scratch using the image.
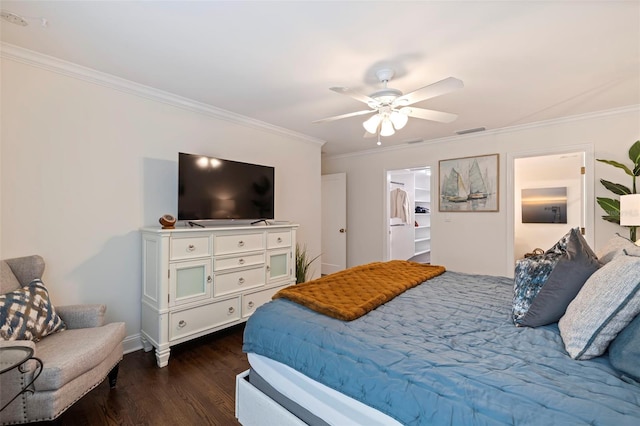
[439,154,499,212]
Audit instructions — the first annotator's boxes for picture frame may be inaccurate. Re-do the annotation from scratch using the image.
[439,153,499,212]
[521,187,568,223]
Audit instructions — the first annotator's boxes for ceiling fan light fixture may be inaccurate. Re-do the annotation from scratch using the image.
[363,114,381,134]
[317,69,464,144]
[380,118,395,137]
[0,10,28,26]
[390,110,408,130]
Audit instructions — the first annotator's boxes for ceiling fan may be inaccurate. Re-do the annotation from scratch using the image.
[313,68,463,137]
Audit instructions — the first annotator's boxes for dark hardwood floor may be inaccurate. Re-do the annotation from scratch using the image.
[42,324,249,426]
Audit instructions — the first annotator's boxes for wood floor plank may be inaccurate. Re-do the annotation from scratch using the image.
[34,324,249,425]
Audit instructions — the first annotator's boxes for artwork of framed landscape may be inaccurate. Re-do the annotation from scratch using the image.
[439,153,499,212]
[521,187,568,224]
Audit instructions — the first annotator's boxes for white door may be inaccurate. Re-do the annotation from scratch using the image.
[322,173,347,275]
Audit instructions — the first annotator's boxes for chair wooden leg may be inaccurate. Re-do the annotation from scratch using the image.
[108,363,120,389]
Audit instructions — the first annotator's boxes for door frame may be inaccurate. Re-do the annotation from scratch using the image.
[506,143,594,275]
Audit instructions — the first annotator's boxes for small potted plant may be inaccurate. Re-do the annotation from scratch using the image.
[295,243,320,284]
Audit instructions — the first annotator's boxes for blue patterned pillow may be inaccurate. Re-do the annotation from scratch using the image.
[512,228,576,325]
[512,253,562,324]
[544,229,572,256]
[0,279,66,341]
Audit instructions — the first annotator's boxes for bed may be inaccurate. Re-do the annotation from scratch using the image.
[236,231,640,425]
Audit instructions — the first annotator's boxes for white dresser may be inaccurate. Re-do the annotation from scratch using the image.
[140,223,298,367]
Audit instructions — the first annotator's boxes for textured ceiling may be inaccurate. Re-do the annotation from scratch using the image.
[1,1,639,156]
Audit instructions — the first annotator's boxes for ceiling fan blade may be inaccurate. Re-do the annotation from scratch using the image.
[312,109,375,124]
[394,77,463,107]
[400,107,458,123]
[330,87,379,106]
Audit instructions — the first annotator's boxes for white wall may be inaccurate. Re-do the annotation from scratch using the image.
[322,107,640,277]
[0,54,322,351]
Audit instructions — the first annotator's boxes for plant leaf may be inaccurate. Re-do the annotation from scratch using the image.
[596,197,620,217]
[629,140,640,167]
[596,159,633,176]
[295,243,320,283]
[600,179,631,195]
[601,215,621,224]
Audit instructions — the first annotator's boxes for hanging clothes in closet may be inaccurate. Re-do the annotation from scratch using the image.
[390,187,410,224]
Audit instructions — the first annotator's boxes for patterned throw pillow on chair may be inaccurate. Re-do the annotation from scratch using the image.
[0,279,66,341]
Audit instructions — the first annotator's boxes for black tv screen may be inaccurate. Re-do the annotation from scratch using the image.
[178,152,274,221]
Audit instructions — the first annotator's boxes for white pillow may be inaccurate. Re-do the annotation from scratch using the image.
[558,253,640,360]
[596,233,639,264]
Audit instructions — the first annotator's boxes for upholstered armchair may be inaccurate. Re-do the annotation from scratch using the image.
[0,255,125,424]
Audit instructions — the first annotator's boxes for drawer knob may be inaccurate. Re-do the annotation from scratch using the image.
[248,301,255,308]
[228,307,235,314]
[178,320,187,328]
[238,258,245,265]
[238,240,245,247]
[187,244,196,252]
[207,275,212,283]
[238,277,245,285]
[277,237,283,243]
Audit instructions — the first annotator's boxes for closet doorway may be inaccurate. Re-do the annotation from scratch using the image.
[386,167,431,263]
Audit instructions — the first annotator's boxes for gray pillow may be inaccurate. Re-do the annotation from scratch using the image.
[597,233,638,264]
[558,253,640,360]
[519,230,599,327]
[609,312,640,383]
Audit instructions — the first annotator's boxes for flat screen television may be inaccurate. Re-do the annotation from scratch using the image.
[178,152,274,221]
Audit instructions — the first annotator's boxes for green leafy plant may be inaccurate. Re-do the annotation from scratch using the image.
[596,140,640,241]
[295,243,321,284]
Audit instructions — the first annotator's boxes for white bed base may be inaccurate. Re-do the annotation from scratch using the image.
[235,369,307,426]
[236,354,406,425]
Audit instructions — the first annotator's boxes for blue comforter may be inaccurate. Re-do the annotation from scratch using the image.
[243,271,640,425]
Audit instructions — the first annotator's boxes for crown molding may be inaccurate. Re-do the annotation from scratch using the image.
[0,42,325,147]
[325,104,640,160]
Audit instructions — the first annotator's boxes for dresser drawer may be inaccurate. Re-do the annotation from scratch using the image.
[267,231,291,249]
[242,285,289,318]
[169,297,240,341]
[170,235,212,260]
[215,266,265,297]
[214,253,265,272]
[214,233,264,255]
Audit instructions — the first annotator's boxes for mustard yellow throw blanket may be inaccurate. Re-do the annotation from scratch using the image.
[274,260,446,321]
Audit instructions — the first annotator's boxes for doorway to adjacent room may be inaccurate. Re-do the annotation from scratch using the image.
[507,144,594,274]
[385,167,432,263]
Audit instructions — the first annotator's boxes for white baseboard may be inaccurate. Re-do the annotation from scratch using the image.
[123,333,143,355]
